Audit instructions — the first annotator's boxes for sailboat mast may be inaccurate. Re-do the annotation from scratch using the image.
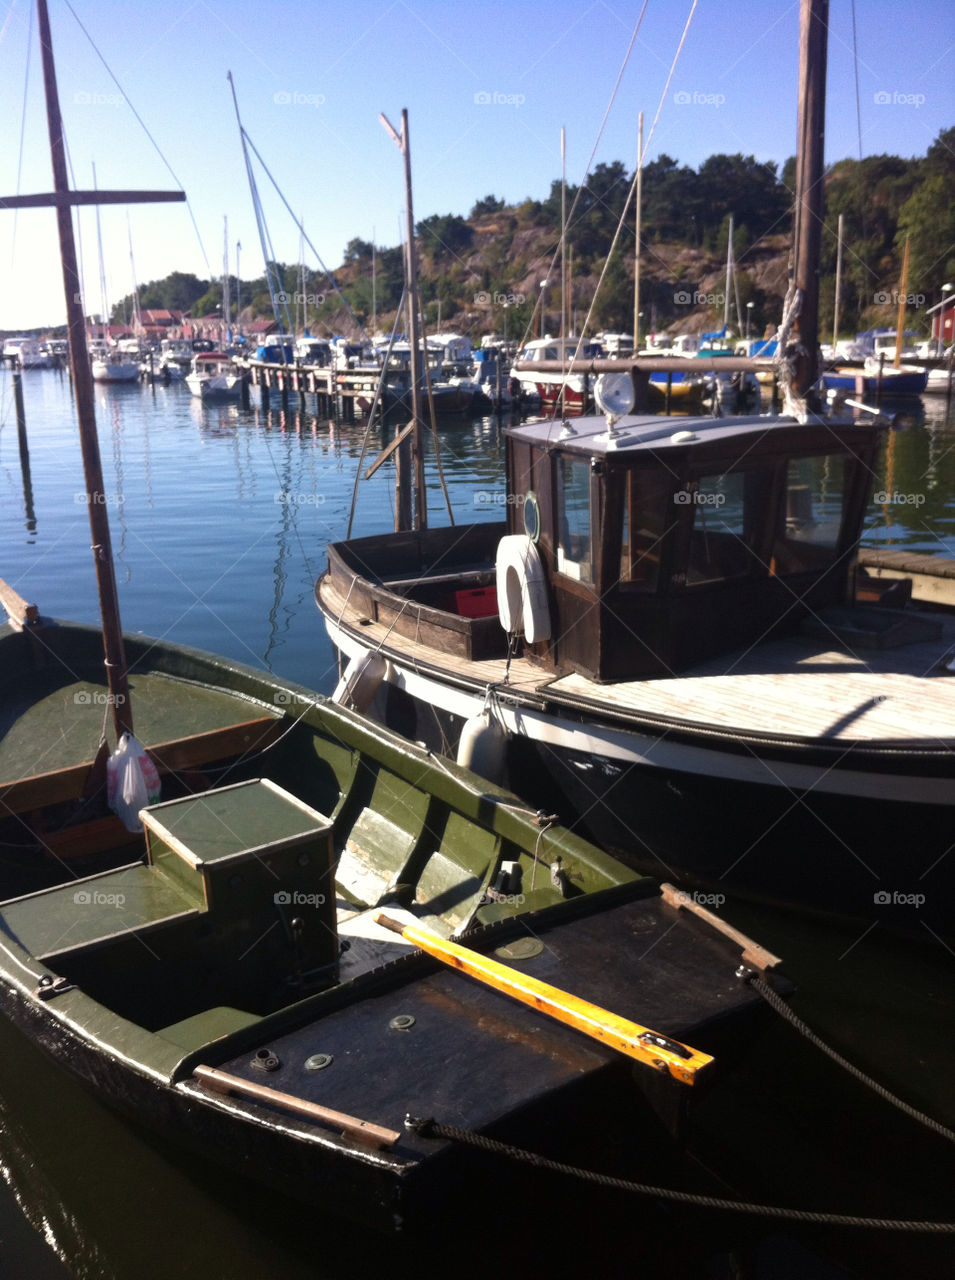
[223,215,230,337]
[893,236,910,369]
[381,109,426,532]
[724,213,733,330]
[832,211,843,353]
[633,111,643,350]
[791,0,829,402]
[35,0,133,737]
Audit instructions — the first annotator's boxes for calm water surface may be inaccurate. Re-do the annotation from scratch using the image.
[1,370,953,1278]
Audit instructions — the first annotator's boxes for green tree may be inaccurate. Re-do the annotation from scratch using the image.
[470,195,505,217]
[416,213,473,257]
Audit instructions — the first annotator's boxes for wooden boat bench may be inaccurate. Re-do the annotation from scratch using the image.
[0,715,285,819]
[0,779,338,1008]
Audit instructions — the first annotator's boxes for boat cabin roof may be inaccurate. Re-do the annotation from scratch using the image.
[505,410,855,458]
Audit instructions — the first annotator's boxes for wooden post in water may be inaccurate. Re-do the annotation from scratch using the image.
[791,0,829,407]
[13,371,28,468]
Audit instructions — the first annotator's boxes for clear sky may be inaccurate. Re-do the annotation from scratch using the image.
[1,0,952,330]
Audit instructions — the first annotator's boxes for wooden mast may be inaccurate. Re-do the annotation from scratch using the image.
[381,109,426,532]
[791,0,829,404]
[2,0,185,739]
[893,236,910,369]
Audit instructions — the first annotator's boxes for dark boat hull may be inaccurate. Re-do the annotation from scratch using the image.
[363,663,954,940]
[0,884,766,1232]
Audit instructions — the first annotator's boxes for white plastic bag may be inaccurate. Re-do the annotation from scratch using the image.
[107,733,161,831]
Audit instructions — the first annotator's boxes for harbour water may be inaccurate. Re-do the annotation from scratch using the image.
[1,370,953,1278]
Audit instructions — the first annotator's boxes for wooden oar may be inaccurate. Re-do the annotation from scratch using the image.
[373,913,713,1085]
[193,1065,401,1149]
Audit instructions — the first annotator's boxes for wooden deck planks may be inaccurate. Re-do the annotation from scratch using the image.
[328,580,955,744]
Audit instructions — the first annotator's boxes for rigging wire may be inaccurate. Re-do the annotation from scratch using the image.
[517,0,649,353]
[237,125,370,341]
[553,0,699,418]
[10,0,33,272]
[61,0,213,277]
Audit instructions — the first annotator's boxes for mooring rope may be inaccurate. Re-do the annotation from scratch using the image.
[405,1116,954,1233]
[744,972,955,1144]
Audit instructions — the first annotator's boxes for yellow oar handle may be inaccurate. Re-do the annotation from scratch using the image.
[374,913,713,1085]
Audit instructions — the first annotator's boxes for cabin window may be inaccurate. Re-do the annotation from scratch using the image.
[773,455,847,573]
[620,471,670,590]
[557,457,593,583]
[685,470,770,586]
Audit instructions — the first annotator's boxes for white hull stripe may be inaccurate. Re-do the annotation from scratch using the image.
[326,621,953,806]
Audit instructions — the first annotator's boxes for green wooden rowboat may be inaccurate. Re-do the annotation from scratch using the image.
[0,611,777,1231]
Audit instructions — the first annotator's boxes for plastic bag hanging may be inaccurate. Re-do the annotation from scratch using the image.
[107,733,161,831]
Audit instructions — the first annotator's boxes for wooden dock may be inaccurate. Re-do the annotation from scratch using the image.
[239,358,383,419]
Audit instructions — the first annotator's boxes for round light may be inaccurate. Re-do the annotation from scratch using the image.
[594,372,635,417]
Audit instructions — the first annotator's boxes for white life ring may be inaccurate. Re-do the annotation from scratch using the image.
[495,535,551,644]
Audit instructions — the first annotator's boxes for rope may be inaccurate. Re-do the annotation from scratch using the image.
[405,1117,954,1233]
[745,974,955,1144]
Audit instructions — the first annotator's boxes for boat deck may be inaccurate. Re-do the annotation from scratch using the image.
[321,578,955,745]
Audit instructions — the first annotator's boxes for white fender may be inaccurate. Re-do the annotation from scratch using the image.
[455,710,507,783]
[332,651,388,711]
[495,534,551,644]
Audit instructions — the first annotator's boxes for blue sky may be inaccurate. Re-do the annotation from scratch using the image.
[1,0,952,329]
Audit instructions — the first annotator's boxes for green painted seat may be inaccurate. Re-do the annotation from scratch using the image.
[335,767,431,909]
